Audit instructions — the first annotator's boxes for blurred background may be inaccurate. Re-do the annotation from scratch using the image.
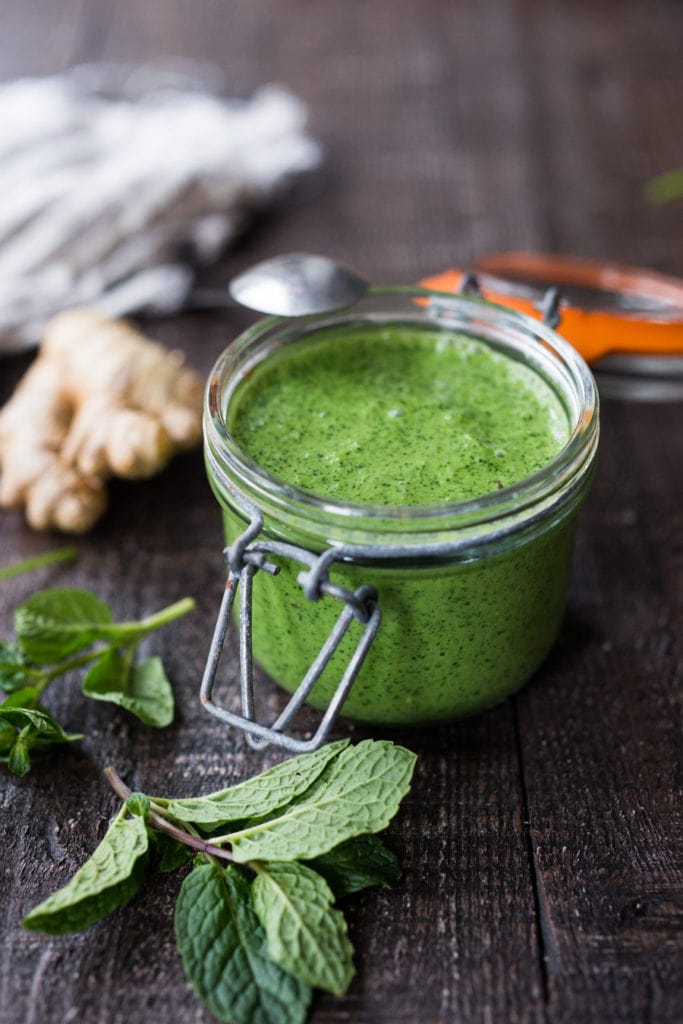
[0,3,681,1024]
[1,0,681,299]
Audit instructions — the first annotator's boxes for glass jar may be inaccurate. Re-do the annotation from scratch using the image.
[203,288,599,742]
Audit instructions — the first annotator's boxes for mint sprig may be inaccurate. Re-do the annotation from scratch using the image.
[23,739,417,1024]
[1,565,194,773]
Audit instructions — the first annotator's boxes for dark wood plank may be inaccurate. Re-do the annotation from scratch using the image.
[0,0,682,1022]
[515,398,683,1024]
[519,0,683,266]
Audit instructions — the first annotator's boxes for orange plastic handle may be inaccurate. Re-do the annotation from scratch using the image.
[420,253,683,364]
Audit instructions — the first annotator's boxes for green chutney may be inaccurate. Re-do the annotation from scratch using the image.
[211,315,594,725]
[229,326,569,506]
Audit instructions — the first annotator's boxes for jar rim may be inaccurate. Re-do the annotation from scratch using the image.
[205,286,599,545]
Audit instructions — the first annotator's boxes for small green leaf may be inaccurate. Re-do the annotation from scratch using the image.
[167,740,349,827]
[0,704,81,743]
[0,693,81,775]
[8,735,31,776]
[1,686,39,709]
[175,862,311,1024]
[82,652,174,728]
[253,861,354,996]
[15,588,113,663]
[152,833,193,873]
[646,167,683,204]
[226,740,417,863]
[126,792,150,818]
[23,813,148,934]
[306,834,402,899]
[0,720,16,752]
[0,640,34,692]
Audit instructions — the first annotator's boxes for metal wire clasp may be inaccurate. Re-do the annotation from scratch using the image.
[457,272,563,328]
[200,505,381,753]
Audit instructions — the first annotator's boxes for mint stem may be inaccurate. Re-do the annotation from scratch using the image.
[0,548,78,583]
[139,597,196,630]
[33,597,196,693]
[92,597,197,642]
[39,649,104,690]
[104,767,234,863]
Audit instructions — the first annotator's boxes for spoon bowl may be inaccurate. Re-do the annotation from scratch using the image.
[228,253,368,317]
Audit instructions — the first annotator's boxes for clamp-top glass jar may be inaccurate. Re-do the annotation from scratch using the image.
[203,287,599,751]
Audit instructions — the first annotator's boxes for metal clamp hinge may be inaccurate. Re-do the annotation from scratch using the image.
[457,272,564,328]
[200,510,381,753]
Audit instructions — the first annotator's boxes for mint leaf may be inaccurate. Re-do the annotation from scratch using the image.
[253,861,354,996]
[23,814,148,934]
[152,833,193,873]
[0,640,34,692]
[15,588,113,663]
[7,734,31,776]
[0,719,15,752]
[175,863,311,1024]
[167,739,349,827]
[0,704,81,743]
[0,691,81,775]
[646,167,683,204]
[82,652,174,728]
[125,792,150,818]
[226,740,417,862]
[306,834,401,899]
[1,686,39,709]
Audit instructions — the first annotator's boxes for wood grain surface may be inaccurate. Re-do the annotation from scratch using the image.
[0,2,681,1023]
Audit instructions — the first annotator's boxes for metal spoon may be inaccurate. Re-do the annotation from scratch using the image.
[94,254,369,323]
[227,253,369,316]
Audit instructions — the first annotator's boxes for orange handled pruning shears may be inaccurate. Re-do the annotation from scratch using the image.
[421,252,683,365]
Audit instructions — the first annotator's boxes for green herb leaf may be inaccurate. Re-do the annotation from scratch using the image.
[0,640,34,692]
[0,704,81,743]
[646,167,683,204]
[0,689,81,775]
[15,588,113,663]
[226,740,417,863]
[253,861,354,996]
[1,685,39,709]
[306,834,402,899]
[82,652,174,727]
[7,734,32,776]
[125,792,150,818]
[23,813,148,934]
[0,719,16,752]
[175,862,311,1024]
[152,832,193,873]
[167,739,349,827]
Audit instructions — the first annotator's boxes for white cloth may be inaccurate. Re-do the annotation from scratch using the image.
[0,64,322,352]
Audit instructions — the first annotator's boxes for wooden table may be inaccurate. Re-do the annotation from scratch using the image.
[1,2,681,1022]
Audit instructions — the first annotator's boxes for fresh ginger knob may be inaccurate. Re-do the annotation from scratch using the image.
[0,308,204,533]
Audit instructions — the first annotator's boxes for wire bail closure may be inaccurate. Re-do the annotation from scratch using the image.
[200,497,381,753]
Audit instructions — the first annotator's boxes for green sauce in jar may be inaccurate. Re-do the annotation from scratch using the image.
[229,325,569,505]
[205,292,598,726]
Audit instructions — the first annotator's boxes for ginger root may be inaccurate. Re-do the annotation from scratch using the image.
[0,308,204,533]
